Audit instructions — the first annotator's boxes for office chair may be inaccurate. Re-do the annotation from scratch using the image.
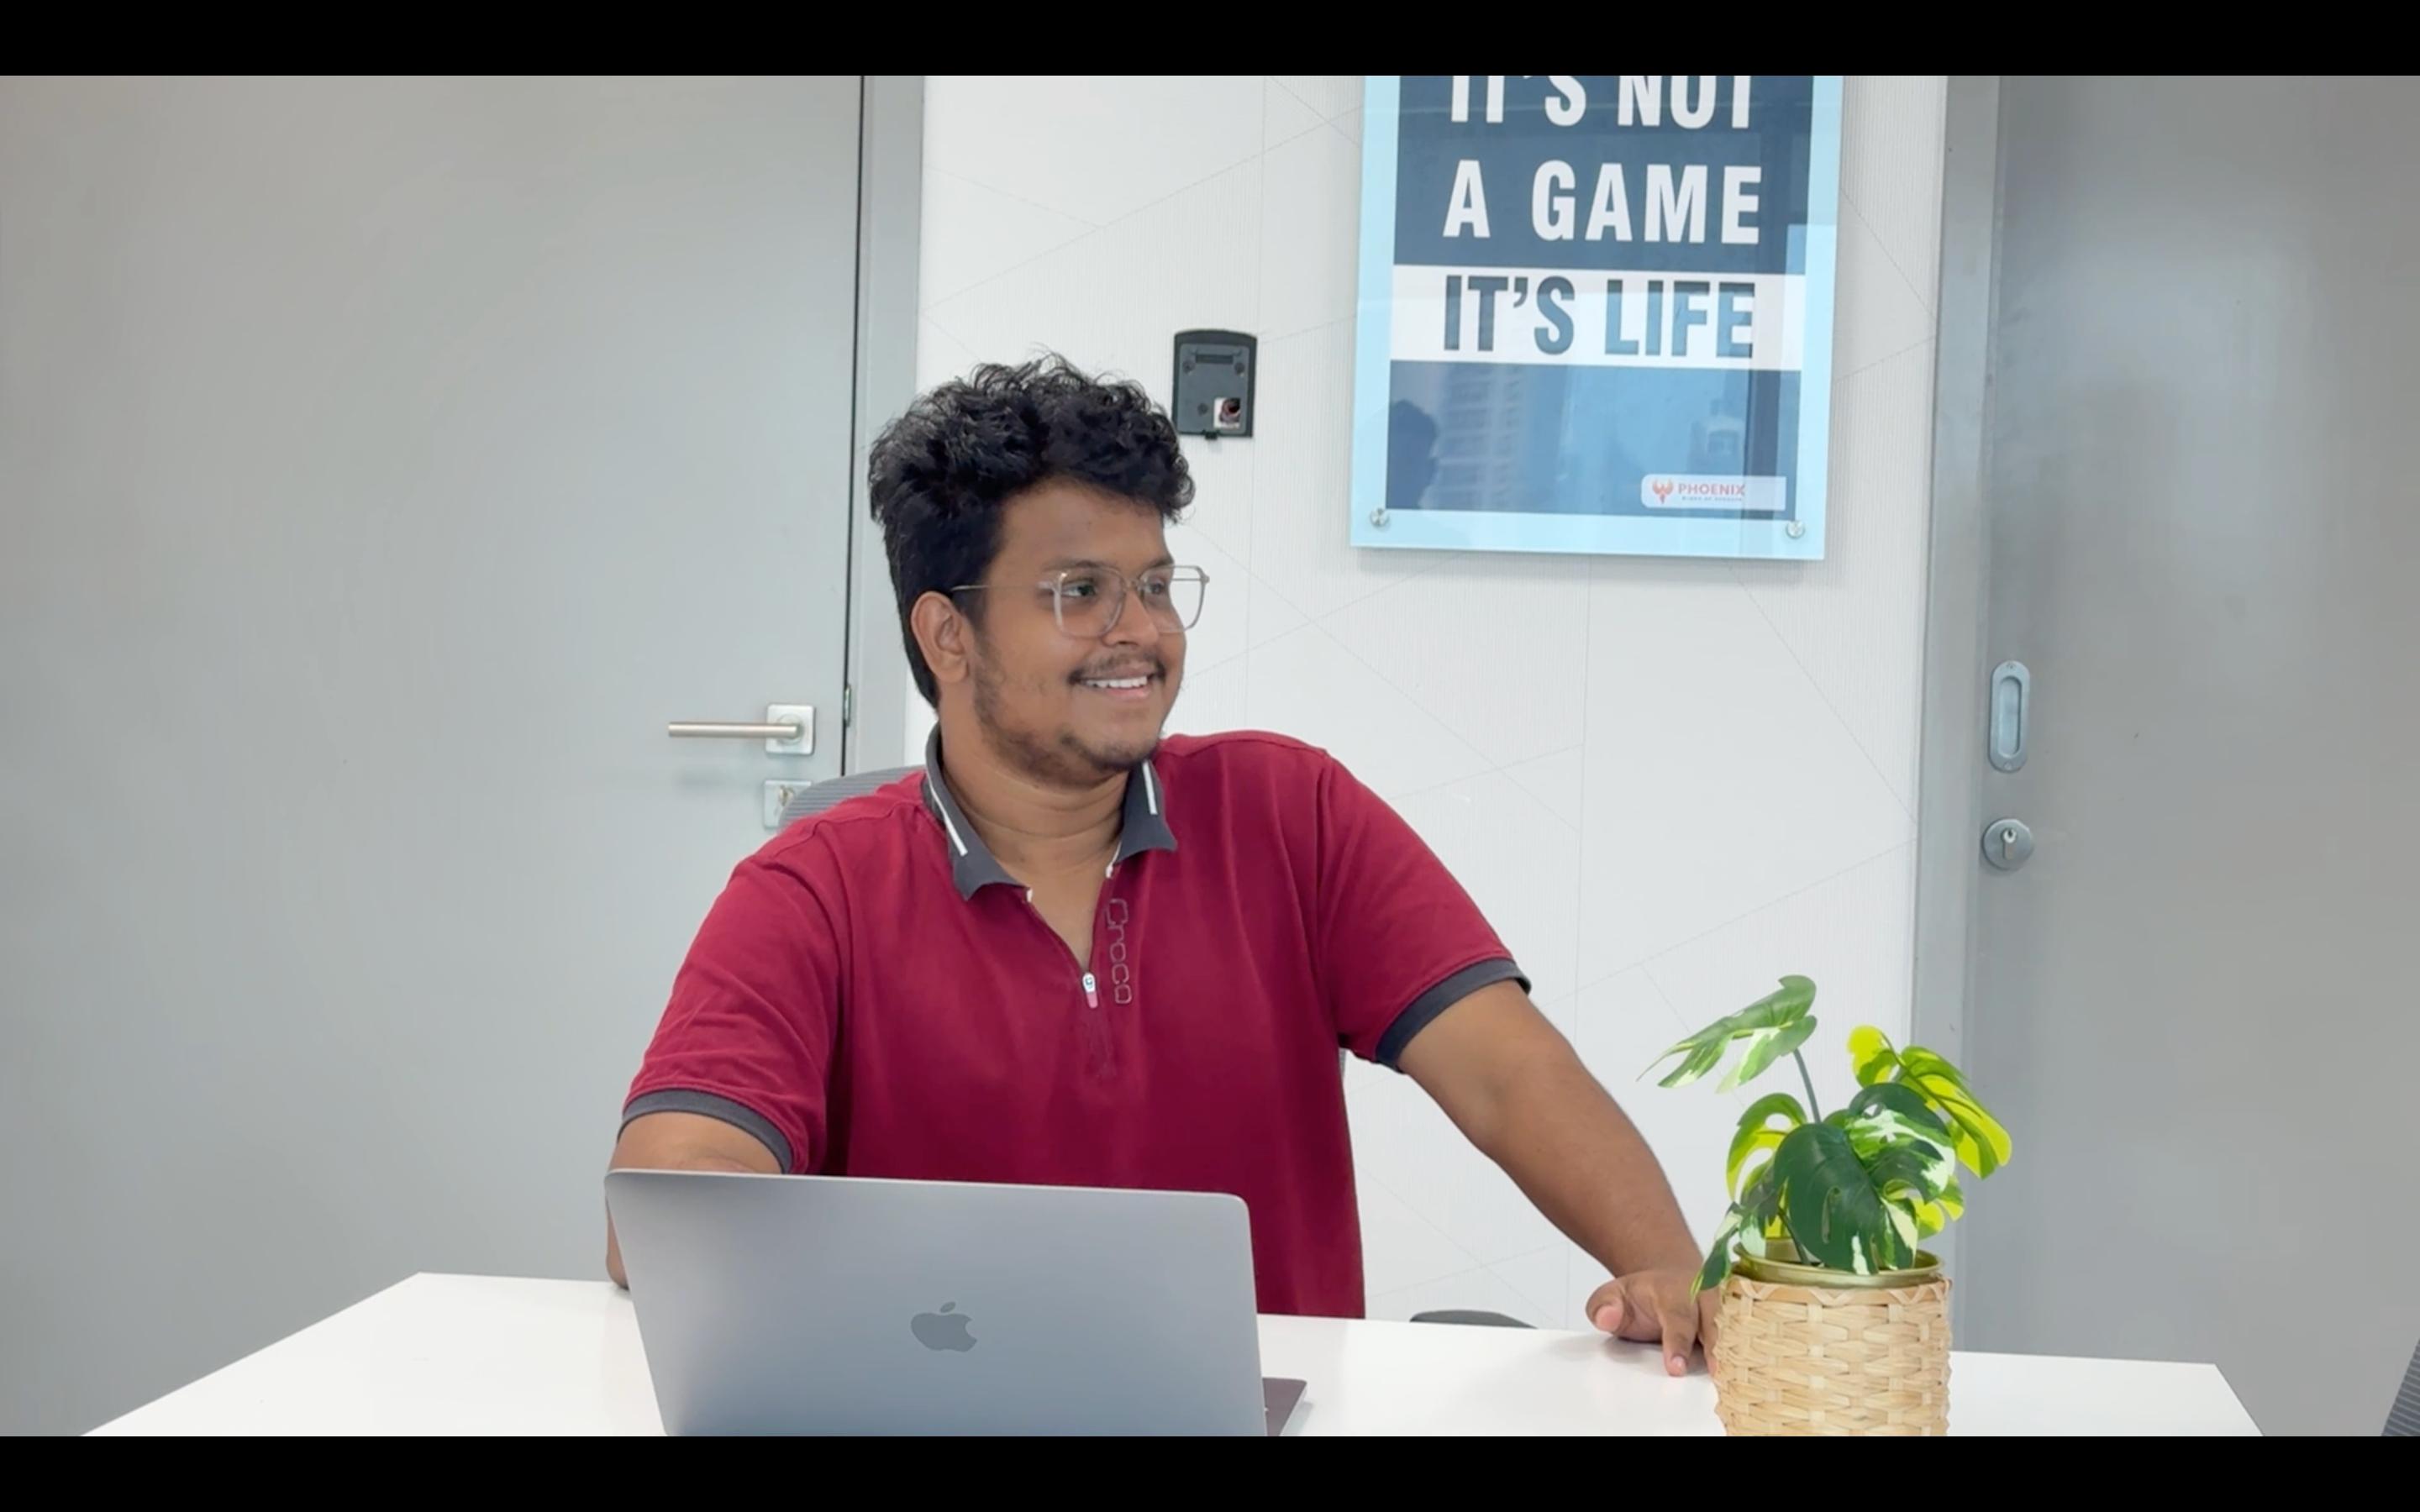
[779,770,1534,1332]
[2389,1339,2420,1436]
[775,767,919,827]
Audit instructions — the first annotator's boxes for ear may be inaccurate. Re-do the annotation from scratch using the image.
[909,591,974,692]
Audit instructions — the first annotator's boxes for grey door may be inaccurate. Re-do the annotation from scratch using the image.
[0,77,866,1433]
[1942,76,2420,1436]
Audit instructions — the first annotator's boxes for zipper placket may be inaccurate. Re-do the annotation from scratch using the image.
[1018,887,1095,990]
[1022,868,1118,1073]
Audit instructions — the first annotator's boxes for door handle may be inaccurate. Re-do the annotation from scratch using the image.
[667,721,798,738]
[1988,660,2029,773]
[666,703,813,755]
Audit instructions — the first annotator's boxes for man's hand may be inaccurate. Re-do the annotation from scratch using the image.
[1586,1269,1720,1377]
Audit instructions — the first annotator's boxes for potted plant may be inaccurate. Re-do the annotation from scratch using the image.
[1644,974,2011,1436]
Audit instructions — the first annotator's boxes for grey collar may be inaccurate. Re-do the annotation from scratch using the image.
[919,727,1177,900]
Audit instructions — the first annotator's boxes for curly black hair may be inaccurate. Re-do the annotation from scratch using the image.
[869,355,1193,706]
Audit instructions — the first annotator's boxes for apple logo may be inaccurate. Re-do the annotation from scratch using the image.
[910,1301,976,1352]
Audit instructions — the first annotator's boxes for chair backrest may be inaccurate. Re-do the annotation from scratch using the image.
[775,766,918,828]
[2389,1339,2420,1436]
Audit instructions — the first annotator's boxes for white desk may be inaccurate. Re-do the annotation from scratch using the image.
[90,1273,2260,1436]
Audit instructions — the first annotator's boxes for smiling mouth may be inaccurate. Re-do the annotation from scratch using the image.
[1075,668,1161,701]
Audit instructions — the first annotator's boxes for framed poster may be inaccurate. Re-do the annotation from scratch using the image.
[1349,76,1843,560]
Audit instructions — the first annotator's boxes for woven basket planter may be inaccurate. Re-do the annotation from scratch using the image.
[1710,1249,1950,1436]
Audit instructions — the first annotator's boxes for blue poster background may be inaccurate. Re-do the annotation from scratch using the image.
[1349,76,1842,560]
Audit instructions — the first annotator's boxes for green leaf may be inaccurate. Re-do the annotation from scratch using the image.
[1841,1079,1950,1128]
[1692,1164,1781,1294]
[1826,1084,1967,1242]
[1842,1030,2012,1179]
[1725,1092,1809,1197]
[1772,1121,1919,1275]
[1860,1139,1948,1256]
[1895,1177,1965,1239]
[1858,1138,1946,1205]
[1694,1209,1744,1294]
[1834,1082,1952,1156]
[1828,1085,1958,1248]
[1641,975,1817,1090]
[1899,1045,2014,1179]
[1722,1014,1818,1092]
[1741,1163,1783,1247]
[1848,1024,1902,1085]
[1653,1034,1731,1090]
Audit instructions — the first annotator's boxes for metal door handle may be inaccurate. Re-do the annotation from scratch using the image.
[1988,660,2030,772]
[667,721,799,739]
[665,703,813,755]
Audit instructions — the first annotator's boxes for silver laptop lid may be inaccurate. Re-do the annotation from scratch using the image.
[605,1170,1266,1436]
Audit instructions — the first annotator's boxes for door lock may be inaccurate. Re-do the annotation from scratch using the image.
[1982,817,2034,870]
[763,780,816,829]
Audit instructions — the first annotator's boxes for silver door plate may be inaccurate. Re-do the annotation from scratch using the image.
[1982,817,2034,870]
[764,703,813,756]
[764,780,815,829]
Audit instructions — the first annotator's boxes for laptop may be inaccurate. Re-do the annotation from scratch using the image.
[605,1168,1302,1436]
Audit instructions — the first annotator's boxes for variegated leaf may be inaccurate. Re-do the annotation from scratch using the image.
[1859,1137,1947,1265]
[1900,1045,2013,1179]
[1848,1023,1901,1085]
[1891,1176,1965,1238]
[1865,1142,1950,1240]
[1726,1092,1809,1197]
[1773,1122,1922,1276]
[1694,1208,1744,1294]
[1834,1082,1953,1158]
[1691,1163,1781,1294]
[1722,1013,1818,1092]
[1642,974,1817,1091]
[1844,1027,2013,1179]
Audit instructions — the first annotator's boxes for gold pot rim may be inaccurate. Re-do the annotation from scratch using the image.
[1732,1247,1943,1289]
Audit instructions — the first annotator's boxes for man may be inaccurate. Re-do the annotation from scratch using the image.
[609,358,1716,1373]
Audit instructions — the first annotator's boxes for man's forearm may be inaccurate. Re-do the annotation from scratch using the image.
[1465,1049,1701,1277]
[1400,983,1699,1278]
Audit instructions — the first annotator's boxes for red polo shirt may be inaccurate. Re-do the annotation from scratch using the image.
[623,729,1524,1317]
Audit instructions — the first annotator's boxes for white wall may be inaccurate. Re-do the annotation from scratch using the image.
[910,76,1947,1325]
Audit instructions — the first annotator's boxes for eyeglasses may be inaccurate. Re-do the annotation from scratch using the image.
[950,565,1208,640]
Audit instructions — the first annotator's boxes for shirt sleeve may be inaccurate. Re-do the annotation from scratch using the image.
[621,851,839,1172]
[1313,754,1528,1068]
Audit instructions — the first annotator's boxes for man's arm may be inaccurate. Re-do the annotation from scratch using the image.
[603,1111,782,1288]
[1397,979,1716,1374]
